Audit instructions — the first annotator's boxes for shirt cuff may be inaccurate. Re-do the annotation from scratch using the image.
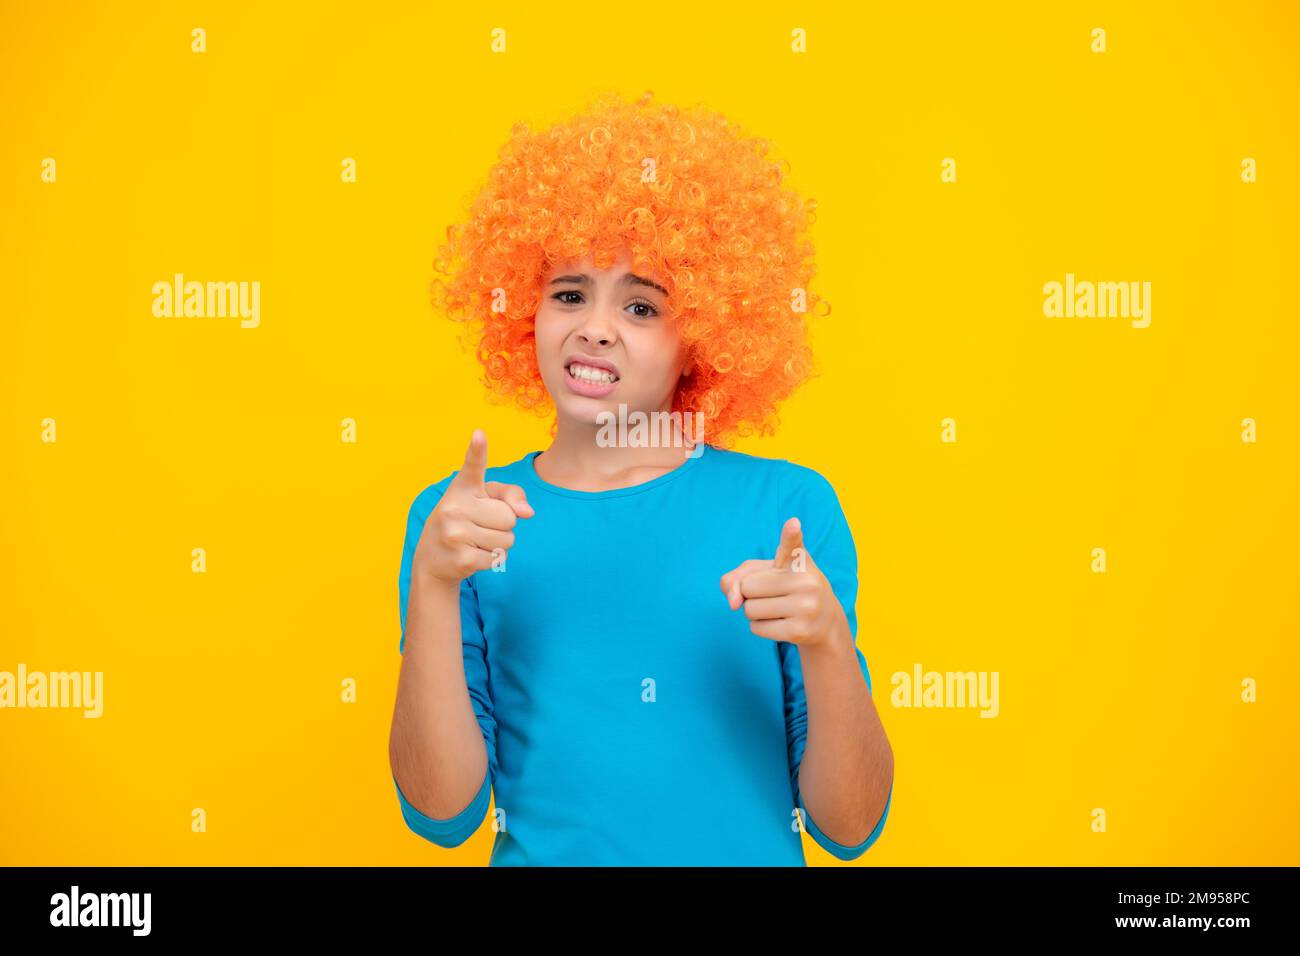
[393,769,491,848]
[799,779,892,861]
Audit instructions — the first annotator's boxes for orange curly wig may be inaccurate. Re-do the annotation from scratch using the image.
[429,89,831,447]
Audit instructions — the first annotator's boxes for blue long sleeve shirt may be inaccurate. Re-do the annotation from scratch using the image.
[393,444,892,865]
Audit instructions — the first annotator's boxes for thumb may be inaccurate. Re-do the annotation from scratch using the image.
[453,429,489,493]
[719,558,765,611]
[485,481,535,518]
[720,566,745,612]
[773,517,804,570]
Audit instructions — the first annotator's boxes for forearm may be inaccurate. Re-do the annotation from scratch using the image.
[797,615,894,847]
[388,576,488,819]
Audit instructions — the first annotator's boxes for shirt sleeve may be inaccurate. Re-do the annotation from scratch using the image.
[778,462,892,861]
[392,478,498,848]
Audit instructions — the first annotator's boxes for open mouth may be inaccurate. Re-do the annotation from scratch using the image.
[565,361,620,386]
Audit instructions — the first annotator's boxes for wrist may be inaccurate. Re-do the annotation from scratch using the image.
[411,568,462,603]
[403,572,464,653]
[800,611,856,665]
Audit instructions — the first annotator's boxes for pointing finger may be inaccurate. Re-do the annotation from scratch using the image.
[773,517,804,571]
[453,429,489,493]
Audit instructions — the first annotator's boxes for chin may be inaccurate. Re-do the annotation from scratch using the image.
[556,396,617,425]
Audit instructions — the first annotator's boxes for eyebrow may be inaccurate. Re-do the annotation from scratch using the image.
[548,272,668,297]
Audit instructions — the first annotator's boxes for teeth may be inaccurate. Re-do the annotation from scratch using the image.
[568,363,617,384]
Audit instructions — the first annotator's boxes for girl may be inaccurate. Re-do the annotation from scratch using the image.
[388,91,894,866]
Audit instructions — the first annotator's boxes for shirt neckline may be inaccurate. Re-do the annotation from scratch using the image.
[520,445,710,499]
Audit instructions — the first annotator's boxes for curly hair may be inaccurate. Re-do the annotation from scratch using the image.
[429,89,830,447]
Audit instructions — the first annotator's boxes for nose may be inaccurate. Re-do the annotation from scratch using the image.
[578,329,613,348]
[576,305,617,349]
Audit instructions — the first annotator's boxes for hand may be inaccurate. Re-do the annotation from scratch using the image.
[413,429,534,586]
[719,517,845,649]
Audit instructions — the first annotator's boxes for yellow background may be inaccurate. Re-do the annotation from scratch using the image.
[2,0,1297,865]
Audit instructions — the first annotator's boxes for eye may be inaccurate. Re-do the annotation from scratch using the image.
[627,299,659,318]
[552,290,583,305]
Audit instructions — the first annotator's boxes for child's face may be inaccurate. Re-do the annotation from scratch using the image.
[535,249,691,427]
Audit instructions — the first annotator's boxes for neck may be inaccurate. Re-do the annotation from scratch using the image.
[538,403,702,490]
